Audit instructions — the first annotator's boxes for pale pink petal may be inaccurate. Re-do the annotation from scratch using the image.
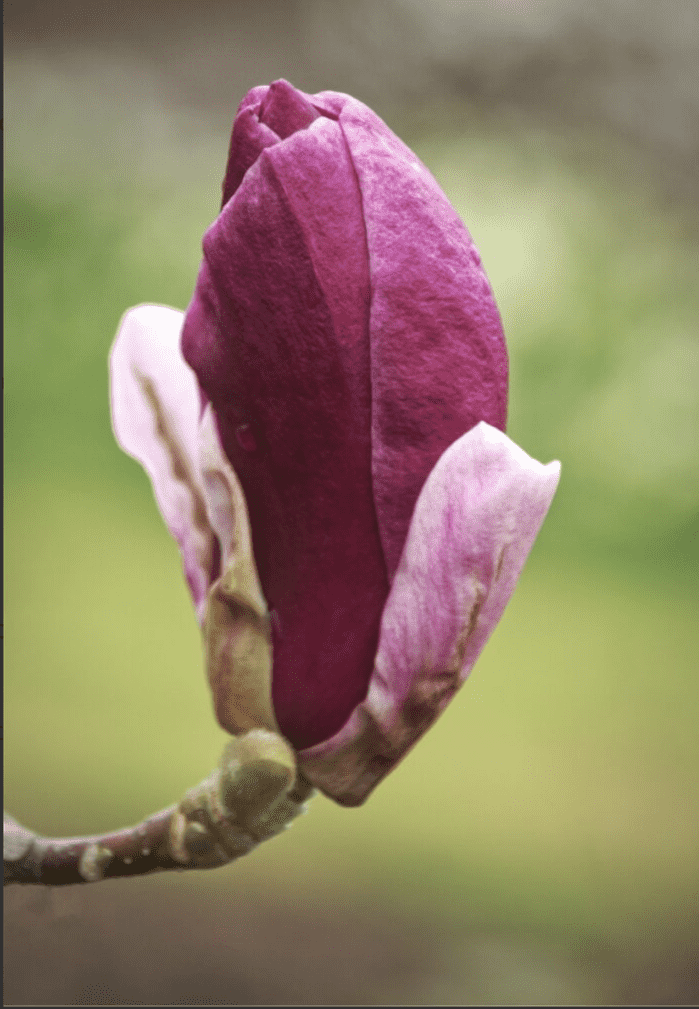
[109,304,217,622]
[299,422,561,805]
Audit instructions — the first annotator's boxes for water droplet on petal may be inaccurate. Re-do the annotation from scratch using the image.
[235,423,257,452]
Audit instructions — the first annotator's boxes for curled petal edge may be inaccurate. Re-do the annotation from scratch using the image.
[110,305,276,734]
[298,423,561,806]
[109,304,215,622]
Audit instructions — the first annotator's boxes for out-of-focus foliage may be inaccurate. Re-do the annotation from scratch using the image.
[4,44,698,1007]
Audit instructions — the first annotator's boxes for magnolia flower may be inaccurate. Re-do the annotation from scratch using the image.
[110,80,560,808]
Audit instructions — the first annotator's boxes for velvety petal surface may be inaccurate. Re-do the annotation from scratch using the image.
[182,82,509,752]
[182,110,389,750]
[110,304,216,622]
[333,94,508,579]
[221,107,279,207]
[299,422,561,805]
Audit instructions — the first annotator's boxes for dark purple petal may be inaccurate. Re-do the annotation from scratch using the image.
[258,78,320,139]
[221,107,279,207]
[336,97,508,578]
[183,113,388,749]
[182,82,509,751]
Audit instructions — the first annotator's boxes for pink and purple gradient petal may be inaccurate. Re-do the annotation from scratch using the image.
[299,422,561,805]
[110,304,217,623]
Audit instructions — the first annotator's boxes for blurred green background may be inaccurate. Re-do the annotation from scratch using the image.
[5,2,698,1005]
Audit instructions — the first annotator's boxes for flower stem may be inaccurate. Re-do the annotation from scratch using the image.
[3,730,314,887]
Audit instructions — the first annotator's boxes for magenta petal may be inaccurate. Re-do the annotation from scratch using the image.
[237,85,270,116]
[182,115,389,750]
[109,305,217,622]
[221,80,323,207]
[221,106,280,207]
[337,100,508,579]
[258,79,320,139]
[298,423,561,805]
[182,88,509,752]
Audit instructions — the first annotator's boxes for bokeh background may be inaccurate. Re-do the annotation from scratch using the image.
[4,1,698,1004]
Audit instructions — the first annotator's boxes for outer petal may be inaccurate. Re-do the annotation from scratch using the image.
[337,97,509,580]
[109,305,216,622]
[182,113,389,750]
[221,106,279,208]
[110,305,275,734]
[298,423,561,806]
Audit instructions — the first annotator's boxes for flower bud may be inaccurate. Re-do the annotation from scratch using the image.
[110,81,559,805]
